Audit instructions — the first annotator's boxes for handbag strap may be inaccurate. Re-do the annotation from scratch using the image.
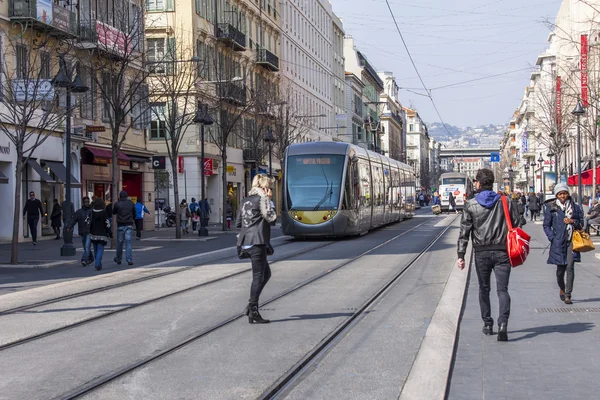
[500,196,514,231]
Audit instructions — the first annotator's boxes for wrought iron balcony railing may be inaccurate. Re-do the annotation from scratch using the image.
[216,23,246,51]
[9,0,77,37]
[256,47,279,72]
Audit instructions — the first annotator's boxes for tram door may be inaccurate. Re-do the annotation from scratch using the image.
[358,158,372,230]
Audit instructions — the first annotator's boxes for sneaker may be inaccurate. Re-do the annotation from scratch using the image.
[114,257,121,265]
[81,261,87,267]
[32,242,37,246]
[95,265,102,271]
[128,261,134,266]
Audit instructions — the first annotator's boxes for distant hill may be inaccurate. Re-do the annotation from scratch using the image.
[426,122,507,148]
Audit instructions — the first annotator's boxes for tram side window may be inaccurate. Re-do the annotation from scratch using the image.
[360,161,371,207]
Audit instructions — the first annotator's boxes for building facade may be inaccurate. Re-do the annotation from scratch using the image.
[404,107,430,189]
[378,71,405,162]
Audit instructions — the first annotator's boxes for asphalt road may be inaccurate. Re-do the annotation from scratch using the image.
[0,209,462,400]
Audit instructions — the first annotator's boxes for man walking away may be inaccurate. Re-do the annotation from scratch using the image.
[113,191,136,266]
[134,199,149,240]
[528,191,540,221]
[457,169,522,342]
[50,199,62,239]
[68,197,94,266]
[23,191,44,245]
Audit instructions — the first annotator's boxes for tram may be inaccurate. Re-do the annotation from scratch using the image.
[282,142,416,238]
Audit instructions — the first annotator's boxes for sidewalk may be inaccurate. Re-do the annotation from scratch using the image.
[449,220,600,399]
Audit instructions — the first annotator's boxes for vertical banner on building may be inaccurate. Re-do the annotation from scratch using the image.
[178,156,184,173]
[581,34,589,107]
[556,76,562,132]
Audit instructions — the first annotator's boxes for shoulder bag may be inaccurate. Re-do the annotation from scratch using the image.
[501,196,531,267]
[572,230,595,252]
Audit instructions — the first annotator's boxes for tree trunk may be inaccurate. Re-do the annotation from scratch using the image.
[222,148,228,232]
[171,158,181,239]
[10,157,24,264]
[594,136,598,201]
[111,147,119,248]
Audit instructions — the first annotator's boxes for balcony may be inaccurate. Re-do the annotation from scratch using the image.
[217,82,247,106]
[9,0,77,38]
[256,48,279,72]
[78,19,140,59]
[216,23,246,51]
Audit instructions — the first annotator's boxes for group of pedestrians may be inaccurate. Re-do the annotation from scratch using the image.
[178,197,213,234]
[458,169,585,342]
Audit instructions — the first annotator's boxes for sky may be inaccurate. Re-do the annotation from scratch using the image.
[330,0,564,127]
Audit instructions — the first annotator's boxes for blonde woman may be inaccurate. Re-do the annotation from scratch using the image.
[236,174,277,323]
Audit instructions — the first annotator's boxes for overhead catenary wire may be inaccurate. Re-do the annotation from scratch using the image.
[383,0,451,136]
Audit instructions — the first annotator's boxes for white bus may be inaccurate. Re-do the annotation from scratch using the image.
[439,172,474,211]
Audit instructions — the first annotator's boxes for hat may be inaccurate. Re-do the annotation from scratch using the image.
[554,183,569,196]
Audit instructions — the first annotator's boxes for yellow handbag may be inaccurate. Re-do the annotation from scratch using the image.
[572,230,595,252]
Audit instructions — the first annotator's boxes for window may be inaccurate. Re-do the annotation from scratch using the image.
[16,44,28,79]
[150,102,168,139]
[196,40,212,80]
[39,52,51,79]
[80,67,97,120]
[147,0,174,12]
[101,72,114,122]
[147,38,175,75]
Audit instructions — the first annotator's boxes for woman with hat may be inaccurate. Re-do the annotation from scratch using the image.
[543,183,584,304]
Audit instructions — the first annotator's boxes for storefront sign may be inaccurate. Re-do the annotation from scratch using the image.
[204,158,213,176]
[226,165,235,173]
[51,4,70,32]
[85,125,106,133]
[92,154,129,167]
[36,0,52,24]
[12,79,54,101]
[581,34,589,107]
[130,161,140,170]
[178,156,184,173]
[96,21,127,54]
[82,164,112,182]
[152,156,166,170]
[0,143,10,155]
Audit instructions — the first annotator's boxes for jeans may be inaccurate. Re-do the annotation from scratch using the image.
[116,225,133,263]
[556,244,575,297]
[27,216,39,242]
[248,245,271,304]
[135,219,143,239]
[474,250,512,326]
[81,234,93,264]
[92,242,105,268]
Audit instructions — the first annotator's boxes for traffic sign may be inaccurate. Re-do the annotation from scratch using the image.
[490,152,500,162]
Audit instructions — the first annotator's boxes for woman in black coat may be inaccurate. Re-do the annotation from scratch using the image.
[89,198,111,271]
[236,174,277,324]
[543,183,584,304]
[528,192,540,221]
[50,199,62,239]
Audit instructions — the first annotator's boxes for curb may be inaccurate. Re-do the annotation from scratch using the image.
[400,244,472,400]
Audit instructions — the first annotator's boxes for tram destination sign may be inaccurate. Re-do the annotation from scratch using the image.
[296,156,339,165]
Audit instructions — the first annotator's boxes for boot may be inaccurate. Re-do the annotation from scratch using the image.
[497,322,508,342]
[248,303,270,324]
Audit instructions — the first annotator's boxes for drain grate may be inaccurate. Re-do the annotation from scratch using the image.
[535,307,600,313]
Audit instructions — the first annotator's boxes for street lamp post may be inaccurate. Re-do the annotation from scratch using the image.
[538,152,546,198]
[264,127,275,177]
[52,56,88,256]
[572,100,586,208]
[531,160,537,193]
[194,103,214,237]
[524,163,530,191]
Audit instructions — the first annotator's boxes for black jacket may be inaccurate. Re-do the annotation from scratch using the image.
[68,206,92,234]
[236,188,277,247]
[89,209,111,242]
[23,198,43,218]
[457,194,522,259]
[528,194,540,212]
[113,198,136,227]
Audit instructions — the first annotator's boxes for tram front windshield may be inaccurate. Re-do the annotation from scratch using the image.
[286,155,345,211]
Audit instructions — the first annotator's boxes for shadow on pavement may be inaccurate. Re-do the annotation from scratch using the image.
[510,322,595,341]
[574,297,600,303]
[19,303,137,313]
[269,312,358,323]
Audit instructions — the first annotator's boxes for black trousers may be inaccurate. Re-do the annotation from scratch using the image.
[556,244,575,297]
[248,245,271,304]
[27,216,39,242]
[135,219,143,239]
[474,250,512,326]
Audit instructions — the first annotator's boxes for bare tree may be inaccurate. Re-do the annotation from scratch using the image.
[75,4,151,238]
[0,26,70,263]
[147,30,201,238]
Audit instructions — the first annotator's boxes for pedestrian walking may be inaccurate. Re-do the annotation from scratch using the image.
[180,199,191,234]
[457,169,523,341]
[511,193,527,227]
[528,191,540,221]
[585,199,600,233]
[189,198,199,232]
[543,183,584,305]
[237,174,277,324]
[23,191,44,245]
[88,198,111,271]
[226,198,234,230]
[200,197,211,228]
[448,192,457,214]
[50,199,62,239]
[134,199,149,240]
[68,197,94,266]
[112,191,136,266]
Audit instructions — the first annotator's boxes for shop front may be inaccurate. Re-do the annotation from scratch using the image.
[80,146,130,203]
[226,162,244,219]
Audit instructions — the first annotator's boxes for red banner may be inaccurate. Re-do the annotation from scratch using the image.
[556,76,562,132]
[204,158,213,176]
[178,156,184,173]
[581,34,589,107]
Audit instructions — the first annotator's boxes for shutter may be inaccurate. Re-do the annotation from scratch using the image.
[166,37,176,74]
[166,0,174,11]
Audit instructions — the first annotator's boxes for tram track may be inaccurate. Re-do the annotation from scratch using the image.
[53,217,451,400]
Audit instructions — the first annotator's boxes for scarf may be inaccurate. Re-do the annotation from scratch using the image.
[248,187,277,223]
[557,198,574,241]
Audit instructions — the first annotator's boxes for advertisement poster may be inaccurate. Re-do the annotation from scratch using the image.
[545,172,557,194]
[36,0,53,24]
